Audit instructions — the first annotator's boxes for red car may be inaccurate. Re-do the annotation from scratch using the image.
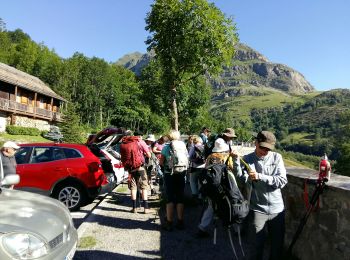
[14,142,108,211]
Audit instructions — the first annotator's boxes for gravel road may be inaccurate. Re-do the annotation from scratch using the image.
[73,181,251,260]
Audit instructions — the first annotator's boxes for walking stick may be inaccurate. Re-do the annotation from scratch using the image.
[287,178,327,254]
[288,154,331,255]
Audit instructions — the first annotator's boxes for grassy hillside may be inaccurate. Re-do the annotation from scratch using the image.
[211,85,318,123]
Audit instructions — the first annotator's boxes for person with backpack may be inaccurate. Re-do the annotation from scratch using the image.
[144,134,157,196]
[120,131,152,214]
[196,137,237,237]
[188,135,205,204]
[159,130,189,231]
[203,128,237,159]
[234,131,288,260]
[199,127,211,144]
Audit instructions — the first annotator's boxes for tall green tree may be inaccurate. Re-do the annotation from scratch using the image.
[59,104,87,144]
[145,0,238,130]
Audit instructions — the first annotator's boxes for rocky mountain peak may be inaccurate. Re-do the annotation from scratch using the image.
[234,43,269,62]
[116,42,315,94]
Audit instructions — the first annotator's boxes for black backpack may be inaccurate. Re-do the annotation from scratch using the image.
[190,145,205,165]
[199,163,249,226]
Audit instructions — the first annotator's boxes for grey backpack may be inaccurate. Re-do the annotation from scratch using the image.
[167,140,189,174]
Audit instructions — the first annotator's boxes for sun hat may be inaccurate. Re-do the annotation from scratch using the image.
[212,138,230,153]
[145,134,156,142]
[256,131,276,150]
[2,141,20,150]
[222,128,237,138]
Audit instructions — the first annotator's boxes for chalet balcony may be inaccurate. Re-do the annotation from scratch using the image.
[0,97,63,122]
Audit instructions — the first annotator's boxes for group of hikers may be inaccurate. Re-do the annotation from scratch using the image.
[119,127,288,260]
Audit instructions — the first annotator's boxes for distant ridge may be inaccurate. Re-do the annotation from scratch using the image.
[116,42,314,95]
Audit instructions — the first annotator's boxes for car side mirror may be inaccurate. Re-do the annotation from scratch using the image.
[0,174,20,186]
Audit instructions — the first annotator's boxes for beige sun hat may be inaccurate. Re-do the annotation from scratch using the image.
[2,141,20,150]
[145,134,156,142]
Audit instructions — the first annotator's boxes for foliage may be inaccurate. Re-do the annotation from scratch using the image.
[279,150,320,170]
[1,18,350,175]
[145,0,238,129]
[139,58,213,134]
[5,126,41,136]
[334,143,350,176]
[333,111,350,175]
[58,104,87,144]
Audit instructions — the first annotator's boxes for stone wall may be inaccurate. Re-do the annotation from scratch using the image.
[0,114,52,132]
[284,167,350,260]
[14,115,51,131]
[0,112,8,132]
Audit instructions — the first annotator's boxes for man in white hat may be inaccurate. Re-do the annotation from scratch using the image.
[1,141,20,188]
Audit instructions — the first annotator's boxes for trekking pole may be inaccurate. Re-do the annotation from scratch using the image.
[227,227,239,260]
[287,177,327,254]
[239,158,251,172]
[235,224,245,257]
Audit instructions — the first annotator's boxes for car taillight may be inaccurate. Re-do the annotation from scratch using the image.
[88,162,101,172]
[113,162,124,169]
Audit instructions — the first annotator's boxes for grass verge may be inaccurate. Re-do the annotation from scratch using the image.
[78,236,97,248]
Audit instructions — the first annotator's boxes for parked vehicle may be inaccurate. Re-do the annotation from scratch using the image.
[0,171,78,259]
[86,127,128,187]
[14,142,108,211]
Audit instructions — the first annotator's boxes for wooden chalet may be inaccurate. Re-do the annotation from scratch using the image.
[0,62,66,131]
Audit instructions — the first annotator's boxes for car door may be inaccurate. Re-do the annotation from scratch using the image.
[15,146,68,194]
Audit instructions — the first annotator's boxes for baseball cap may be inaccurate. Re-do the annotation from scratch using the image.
[256,131,276,150]
[222,128,237,138]
[2,141,20,150]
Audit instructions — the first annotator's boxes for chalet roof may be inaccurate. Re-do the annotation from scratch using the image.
[0,62,66,101]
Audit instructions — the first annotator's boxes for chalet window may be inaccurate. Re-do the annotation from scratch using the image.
[39,97,45,109]
[21,95,28,104]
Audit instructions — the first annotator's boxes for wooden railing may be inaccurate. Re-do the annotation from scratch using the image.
[0,97,62,122]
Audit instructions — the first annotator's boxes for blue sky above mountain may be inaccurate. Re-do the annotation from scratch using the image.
[1,0,349,91]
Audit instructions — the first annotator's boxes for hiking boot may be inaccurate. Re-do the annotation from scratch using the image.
[162,221,173,231]
[130,208,137,213]
[175,220,185,230]
[195,229,210,238]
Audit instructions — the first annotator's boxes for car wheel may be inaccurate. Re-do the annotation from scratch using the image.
[53,183,85,211]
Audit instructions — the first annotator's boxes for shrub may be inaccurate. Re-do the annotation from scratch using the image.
[6,125,41,136]
[279,150,320,170]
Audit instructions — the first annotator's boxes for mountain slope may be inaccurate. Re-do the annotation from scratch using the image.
[116,43,315,95]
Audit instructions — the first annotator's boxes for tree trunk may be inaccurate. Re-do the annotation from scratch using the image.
[100,106,103,129]
[171,87,179,131]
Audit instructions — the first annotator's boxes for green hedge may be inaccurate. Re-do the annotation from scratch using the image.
[279,150,320,170]
[6,125,41,136]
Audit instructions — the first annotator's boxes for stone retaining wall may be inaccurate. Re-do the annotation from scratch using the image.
[14,115,51,131]
[0,114,52,132]
[284,167,350,260]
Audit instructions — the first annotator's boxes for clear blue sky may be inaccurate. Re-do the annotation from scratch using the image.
[1,0,349,91]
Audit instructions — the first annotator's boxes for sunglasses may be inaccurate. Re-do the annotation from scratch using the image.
[259,145,271,152]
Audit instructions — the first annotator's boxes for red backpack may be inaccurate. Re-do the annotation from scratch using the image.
[120,136,144,171]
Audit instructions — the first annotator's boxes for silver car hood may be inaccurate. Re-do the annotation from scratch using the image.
[0,188,72,240]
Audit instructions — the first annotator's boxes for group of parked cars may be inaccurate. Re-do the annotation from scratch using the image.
[14,127,128,211]
[0,127,128,260]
